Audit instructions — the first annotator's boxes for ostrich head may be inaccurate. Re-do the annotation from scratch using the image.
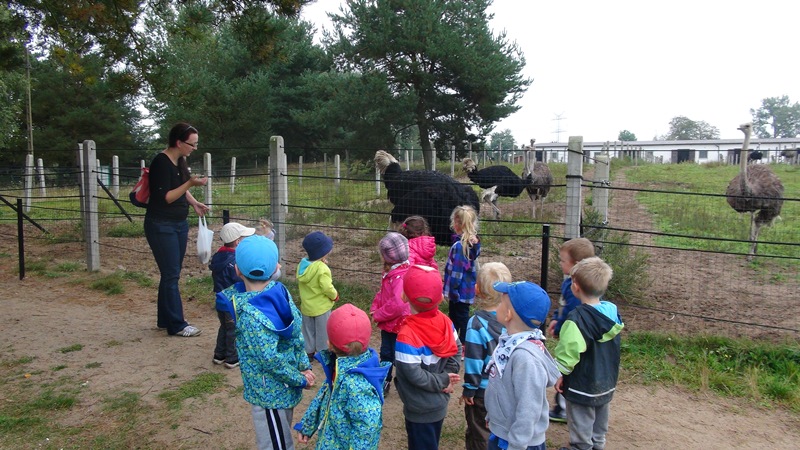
[374,150,399,174]
[738,123,753,135]
[462,157,477,174]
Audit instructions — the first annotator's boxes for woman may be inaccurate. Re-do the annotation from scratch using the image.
[145,122,209,336]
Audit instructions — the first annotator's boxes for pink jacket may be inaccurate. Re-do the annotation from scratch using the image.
[408,236,439,270]
[370,263,411,333]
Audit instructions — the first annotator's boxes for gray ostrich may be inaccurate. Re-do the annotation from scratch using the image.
[725,123,784,260]
[521,139,553,219]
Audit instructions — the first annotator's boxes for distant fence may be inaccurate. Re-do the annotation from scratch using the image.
[1,136,798,341]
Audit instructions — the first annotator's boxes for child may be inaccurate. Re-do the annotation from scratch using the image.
[485,281,561,450]
[297,231,339,360]
[399,215,439,269]
[443,205,481,347]
[460,262,511,450]
[294,304,390,449]
[547,237,595,422]
[258,218,276,240]
[370,232,411,395]
[209,221,256,369]
[395,265,461,450]
[217,235,316,450]
[554,257,624,450]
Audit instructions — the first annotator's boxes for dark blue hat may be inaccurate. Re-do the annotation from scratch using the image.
[493,281,551,328]
[302,231,333,261]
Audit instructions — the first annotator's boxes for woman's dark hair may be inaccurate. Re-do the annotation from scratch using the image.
[168,122,198,148]
[168,122,197,182]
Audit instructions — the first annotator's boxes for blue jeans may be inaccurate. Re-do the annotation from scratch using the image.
[449,301,471,345]
[144,217,189,335]
[405,419,443,450]
[380,330,398,381]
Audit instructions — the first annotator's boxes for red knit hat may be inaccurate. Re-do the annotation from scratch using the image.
[403,265,443,311]
[327,304,371,353]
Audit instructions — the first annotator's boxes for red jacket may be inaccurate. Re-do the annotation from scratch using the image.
[370,263,410,333]
[408,236,438,270]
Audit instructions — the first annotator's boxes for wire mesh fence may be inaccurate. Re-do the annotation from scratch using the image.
[1,149,798,342]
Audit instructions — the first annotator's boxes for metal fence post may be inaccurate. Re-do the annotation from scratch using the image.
[565,136,584,240]
[17,198,24,280]
[540,223,550,291]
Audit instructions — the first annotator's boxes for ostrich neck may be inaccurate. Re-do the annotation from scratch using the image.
[740,132,751,195]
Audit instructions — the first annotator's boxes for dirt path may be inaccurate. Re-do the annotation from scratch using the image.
[1,263,798,449]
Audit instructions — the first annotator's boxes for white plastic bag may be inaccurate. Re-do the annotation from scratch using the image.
[197,216,214,264]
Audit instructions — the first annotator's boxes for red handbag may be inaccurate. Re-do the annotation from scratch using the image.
[129,167,149,207]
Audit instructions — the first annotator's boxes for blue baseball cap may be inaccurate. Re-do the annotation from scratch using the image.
[235,235,279,281]
[493,281,551,328]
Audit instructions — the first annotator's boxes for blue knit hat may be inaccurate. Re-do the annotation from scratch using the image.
[235,235,279,280]
[302,231,333,261]
[493,281,551,328]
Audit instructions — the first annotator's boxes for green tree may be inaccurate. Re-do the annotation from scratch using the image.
[750,95,800,138]
[142,6,330,163]
[661,116,719,140]
[490,129,515,150]
[618,130,636,141]
[0,52,146,167]
[325,0,530,169]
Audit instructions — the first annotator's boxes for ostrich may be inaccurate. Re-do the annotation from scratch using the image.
[374,150,480,246]
[521,139,553,219]
[725,123,784,260]
[462,157,532,219]
[747,150,763,163]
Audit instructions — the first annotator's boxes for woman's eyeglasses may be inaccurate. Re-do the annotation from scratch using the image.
[182,140,198,149]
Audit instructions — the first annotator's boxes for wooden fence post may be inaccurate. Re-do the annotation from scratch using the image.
[298,156,303,187]
[80,140,100,271]
[593,155,610,224]
[24,153,33,212]
[230,157,236,193]
[565,136,584,240]
[270,136,287,262]
[203,152,212,208]
[111,155,119,197]
[334,154,341,192]
[36,157,46,197]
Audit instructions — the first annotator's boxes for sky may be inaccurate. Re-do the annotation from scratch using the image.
[301,0,800,144]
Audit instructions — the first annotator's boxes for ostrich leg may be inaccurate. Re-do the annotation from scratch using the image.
[747,215,762,261]
[491,199,501,219]
[746,212,757,261]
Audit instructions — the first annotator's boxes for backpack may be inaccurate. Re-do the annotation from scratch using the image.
[129,167,149,207]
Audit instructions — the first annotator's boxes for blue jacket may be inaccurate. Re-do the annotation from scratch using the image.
[294,349,390,450]
[209,246,241,295]
[217,282,312,409]
[551,277,581,336]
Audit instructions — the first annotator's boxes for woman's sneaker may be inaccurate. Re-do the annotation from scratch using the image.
[175,325,201,337]
[224,360,240,369]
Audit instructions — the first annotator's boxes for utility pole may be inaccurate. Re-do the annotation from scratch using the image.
[552,112,567,143]
[26,45,34,158]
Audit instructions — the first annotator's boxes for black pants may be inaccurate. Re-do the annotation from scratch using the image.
[449,301,471,345]
[214,310,237,363]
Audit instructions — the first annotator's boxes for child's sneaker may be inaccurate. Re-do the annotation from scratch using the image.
[549,404,567,423]
[383,379,391,396]
[224,360,239,369]
[212,357,225,365]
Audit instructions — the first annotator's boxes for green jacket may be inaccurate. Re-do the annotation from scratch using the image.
[554,301,624,406]
[296,258,338,317]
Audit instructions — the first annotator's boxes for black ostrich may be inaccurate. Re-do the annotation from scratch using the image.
[747,150,763,163]
[521,139,553,219]
[725,123,784,260]
[462,157,531,219]
[374,150,480,246]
